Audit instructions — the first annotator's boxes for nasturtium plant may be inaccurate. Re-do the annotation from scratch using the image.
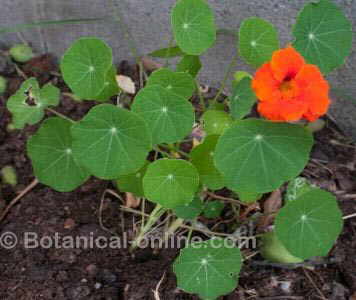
[149,45,184,58]
[173,196,204,220]
[230,77,256,120]
[146,68,195,99]
[202,110,233,136]
[174,238,242,299]
[71,104,152,179]
[275,188,343,260]
[27,118,90,192]
[93,65,120,102]
[115,162,148,197]
[143,159,200,209]
[239,17,280,68]
[131,85,195,145]
[171,0,216,55]
[191,135,225,190]
[292,0,353,74]
[214,119,313,193]
[61,37,113,99]
[7,78,59,129]
[203,201,225,219]
[177,55,202,78]
[5,0,353,298]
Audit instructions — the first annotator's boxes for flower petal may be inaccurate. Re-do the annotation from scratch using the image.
[252,63,281,103]
[270,46,305,82]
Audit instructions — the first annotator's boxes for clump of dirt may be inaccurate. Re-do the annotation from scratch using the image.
[0,54,355,300]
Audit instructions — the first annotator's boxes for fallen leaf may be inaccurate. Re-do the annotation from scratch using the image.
[350,292,356,300]
[258,189,282,229]
[125,192,141,208]
[116,75,136,94]
[140,56,163,72]
[64,218,76,229]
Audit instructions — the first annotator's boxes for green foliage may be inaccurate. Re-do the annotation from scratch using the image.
[191,135,225,190]
[93,65,120,102]
[143,159,200,209]
[27,118,90,192]
[285,177,317,204]
[275,188,343,260]
[1,166,17,186]
[202,110,233,136]
[238,192,262,204]
[177,55,202,77]
[239,17,279,68]
[292,0,352,74]
[71,104,152,179]
[203,201,224,218]
[149,46,184,58]
[230,77,256,120]
[115,162,148,197]
[61,37,113,99]
[7,78,59,129]
[171,0,216,55]
[214,119,313,194]
[0,76,7,94]
[260,231,304,263]
[146,68,195,99]
[174,238,242,299]
[173,196,204,220]
[9,44,34,63]
[132,85,195,145]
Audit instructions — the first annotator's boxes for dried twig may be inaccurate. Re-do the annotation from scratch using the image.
[0,178,39,224]
[303,268,327,300]
[152,271,166,300]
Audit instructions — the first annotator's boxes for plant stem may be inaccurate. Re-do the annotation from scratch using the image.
[196,80,206,112]
[46,108,75,124]
[166,144,191,159]
[164,36,175,68]
[130,204,166,251]
[212,52,238,104]
[165,218,185,240]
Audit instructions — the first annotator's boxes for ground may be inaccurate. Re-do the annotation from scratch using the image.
[0,54,355,300]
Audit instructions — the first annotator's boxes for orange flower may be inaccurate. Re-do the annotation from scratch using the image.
[252,46,330,122]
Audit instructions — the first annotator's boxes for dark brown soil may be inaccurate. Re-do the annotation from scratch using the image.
[0,54,355,300]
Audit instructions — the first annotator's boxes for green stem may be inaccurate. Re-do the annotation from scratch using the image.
[130,204,166,251]
[46,108,75,124]
[164,218,185,240]
[196,80,206,112]
[164,36,175,68]
[166,144,191,159]
[212,52,238,104]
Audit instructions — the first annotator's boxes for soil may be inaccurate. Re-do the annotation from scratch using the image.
[0,54,355,300]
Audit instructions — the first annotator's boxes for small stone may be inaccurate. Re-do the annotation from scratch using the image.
[99,269,117,284]
[64,218,76,229]
[65,286,91,299]
[94,282,102,290]
[86,264,98,277]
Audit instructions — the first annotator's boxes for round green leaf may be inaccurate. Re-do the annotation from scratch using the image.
[146,68,195,99]
[292,0,352,74]
[143,159,199,209]
[7,78,60,129]
[238,192,262,204]
[60,37,113,99]
[174,238,242,299]
[177,55,202,78]
[131,85,195,145]
[171,0,216,55]
[93,65,120,102]
[275,188,343,260]
[71,104,152,179]
[173,196,203,220]
[239,17,279,68]
[214,119,313,193]
[191,135,225,190]
[27,118,90,192]
[115,161,148,197]
[202,110,233,136]
[230,77,256,120]
[203,201,224,219]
